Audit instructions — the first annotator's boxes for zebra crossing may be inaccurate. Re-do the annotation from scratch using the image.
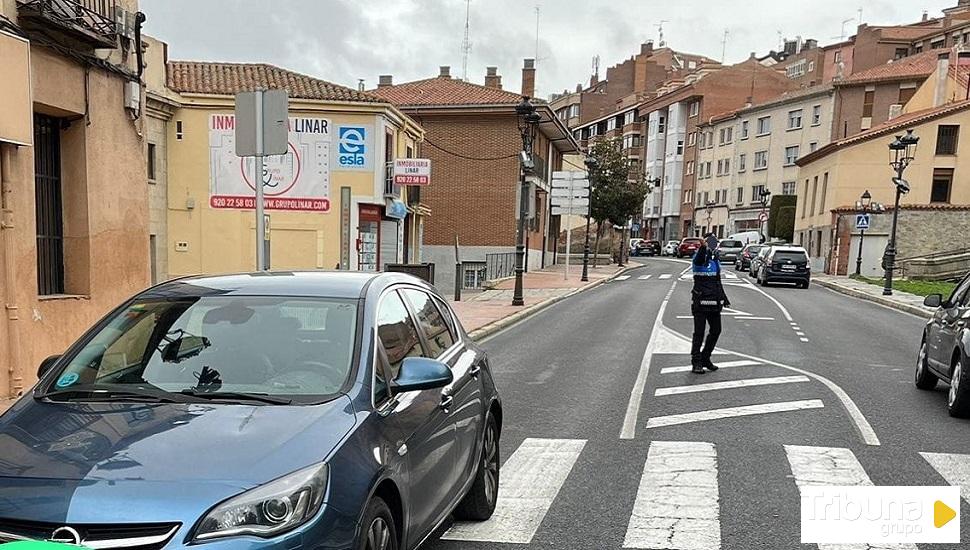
[614,270,751,286]
[442,437,967,549]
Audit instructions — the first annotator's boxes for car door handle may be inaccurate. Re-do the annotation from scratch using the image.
[469,364,481,378]
[440,394,454,411]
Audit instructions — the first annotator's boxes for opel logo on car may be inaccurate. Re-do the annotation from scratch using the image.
[49,526,82,546]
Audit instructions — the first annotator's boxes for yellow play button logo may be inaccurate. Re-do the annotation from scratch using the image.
[934,500,957,528]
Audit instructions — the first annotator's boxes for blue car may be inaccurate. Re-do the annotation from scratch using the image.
[0,272,502,550]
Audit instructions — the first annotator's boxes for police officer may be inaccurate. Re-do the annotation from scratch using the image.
[690,233,730,374]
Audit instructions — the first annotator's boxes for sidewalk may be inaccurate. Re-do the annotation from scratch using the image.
[451,263,629,340]
[813,274,932,319]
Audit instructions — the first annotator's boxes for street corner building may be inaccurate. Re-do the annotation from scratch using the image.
[795,50,970,276]
[370,61,580,295]
[0,0,150,399]
[143,38,426,280]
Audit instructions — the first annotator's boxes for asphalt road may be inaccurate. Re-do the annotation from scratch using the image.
[423,256,970,550]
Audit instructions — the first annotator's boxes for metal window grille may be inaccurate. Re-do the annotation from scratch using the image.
[34,114,65,296]
[936,125,959,155]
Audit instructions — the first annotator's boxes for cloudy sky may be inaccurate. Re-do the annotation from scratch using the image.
[142,0,956,99]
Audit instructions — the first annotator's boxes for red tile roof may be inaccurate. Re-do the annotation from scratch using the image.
[167,61,382,103]
[369,76,524,107]
[839,49,946,85]
[950,64,970,91]
[797,99,970,166]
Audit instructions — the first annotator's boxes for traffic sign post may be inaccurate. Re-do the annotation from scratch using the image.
[235,89,288,271]
[855,213,870,230]
[551,171,590,281]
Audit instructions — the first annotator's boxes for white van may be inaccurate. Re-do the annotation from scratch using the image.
[727,231,763,246]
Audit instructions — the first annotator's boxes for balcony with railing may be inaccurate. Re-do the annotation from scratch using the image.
[16,0,118,49]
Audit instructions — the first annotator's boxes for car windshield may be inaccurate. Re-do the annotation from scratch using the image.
[720,240,743,248]
[746,246,765,254]
[43,297,358,402]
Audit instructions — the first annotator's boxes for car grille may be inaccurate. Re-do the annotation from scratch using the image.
[0,518,180,550]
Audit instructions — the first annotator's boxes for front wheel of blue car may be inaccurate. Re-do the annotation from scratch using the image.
[357,497,398,550]
[453,413,499,521]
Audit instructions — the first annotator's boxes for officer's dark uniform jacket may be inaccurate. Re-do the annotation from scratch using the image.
[691,247,729,313]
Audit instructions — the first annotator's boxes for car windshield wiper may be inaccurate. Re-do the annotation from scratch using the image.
[38,386,189,403]
[178,389,293,405]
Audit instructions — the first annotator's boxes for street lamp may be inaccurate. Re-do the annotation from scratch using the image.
[512,96,541,306]
[758,188,772,241]
[882,129,918,296]
[704,200,715,235]
[580,156,600,282]
[853,190,885,276]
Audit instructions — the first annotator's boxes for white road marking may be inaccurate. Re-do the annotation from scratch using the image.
[921,452,970,503]
[655,375,810,396]
[785,445,918,550]
[734,282,794,321]
[660,360,761,374]
[800,338,809,342]
[622,282,676,440]
[646,399,824,429]
[722,349,880,446]
[442,438,586,543]
[638,274,653,280]
[623,441,720,550]
[735,316,775,321]
[722,307,754,316]
[615,275,632,281]
[659,274,672,280]
[796,332,806,336]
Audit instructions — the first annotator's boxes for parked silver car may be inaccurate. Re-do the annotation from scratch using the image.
[717,239,744,264]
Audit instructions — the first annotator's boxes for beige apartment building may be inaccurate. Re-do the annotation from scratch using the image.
[0,0,150,399]
[693,86,835,237]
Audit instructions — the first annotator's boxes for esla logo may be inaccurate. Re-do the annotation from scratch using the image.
[338,126,367,167]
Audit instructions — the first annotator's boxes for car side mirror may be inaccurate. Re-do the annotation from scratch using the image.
[391,357,454,393]
[923,294,943,309]
[38,354,61,379]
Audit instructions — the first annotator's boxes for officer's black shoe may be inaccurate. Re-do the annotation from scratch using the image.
[691,358,706,374]
[703,358,719,371]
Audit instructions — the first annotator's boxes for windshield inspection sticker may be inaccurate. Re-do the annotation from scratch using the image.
[55,372,79,388]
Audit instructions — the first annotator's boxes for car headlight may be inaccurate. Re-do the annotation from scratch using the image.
[193,463,328,541]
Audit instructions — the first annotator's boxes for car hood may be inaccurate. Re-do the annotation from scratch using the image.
[0,396,356,487]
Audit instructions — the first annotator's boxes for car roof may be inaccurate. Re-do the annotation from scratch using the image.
[139,271,432,300]
[770,246,808,253]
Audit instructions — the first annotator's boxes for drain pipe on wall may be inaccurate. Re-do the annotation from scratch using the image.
[0,143,24,398]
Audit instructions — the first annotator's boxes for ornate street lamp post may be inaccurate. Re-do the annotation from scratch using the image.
[512,96,541,306]
[853,190,885,276]
[883,129,919,296]
[705,200,716,236]
[759,188,772,241]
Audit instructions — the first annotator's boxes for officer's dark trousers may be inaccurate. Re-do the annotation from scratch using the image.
[691,309,722,360]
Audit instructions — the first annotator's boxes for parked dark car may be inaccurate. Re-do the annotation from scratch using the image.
[676,238,704,258]
[756,246,811,288]
[916,272,970,417]
[0,272,502,550]
[716,239,744,264]
[635,240,662,256]
[735,244,766,272]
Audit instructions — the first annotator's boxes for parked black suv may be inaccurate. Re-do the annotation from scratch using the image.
[636,240,661,256]
[756,246,811,288]
[916,271,970,417]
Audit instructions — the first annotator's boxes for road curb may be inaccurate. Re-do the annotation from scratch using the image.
[468,265,639,341]
[814,278,932,319]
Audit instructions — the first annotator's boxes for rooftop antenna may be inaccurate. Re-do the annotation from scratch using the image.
[655,20,668,48]
[838,17,854,42]
[721,29,729,63]
[357,79,365,92]
[461,0,472,81]
[592,55,600,80]
[857,7,863,27]
[777,30,783,52]
[534,6,540,66]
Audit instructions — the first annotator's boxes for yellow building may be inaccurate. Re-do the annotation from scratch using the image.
[144,41,425,278]
[796,99,970,274]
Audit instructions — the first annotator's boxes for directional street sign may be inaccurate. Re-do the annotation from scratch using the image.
[552,178,589,189]
[551,197,589,208]
[856,213,870,230]
[551,206,588,216]
[551,187,590,198]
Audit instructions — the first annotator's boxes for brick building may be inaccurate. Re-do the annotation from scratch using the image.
[372,62,579,294]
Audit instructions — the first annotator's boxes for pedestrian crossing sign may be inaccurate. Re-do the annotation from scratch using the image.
[855,213,870,230]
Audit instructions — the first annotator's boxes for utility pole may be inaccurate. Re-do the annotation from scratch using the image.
[461,0,472,81]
